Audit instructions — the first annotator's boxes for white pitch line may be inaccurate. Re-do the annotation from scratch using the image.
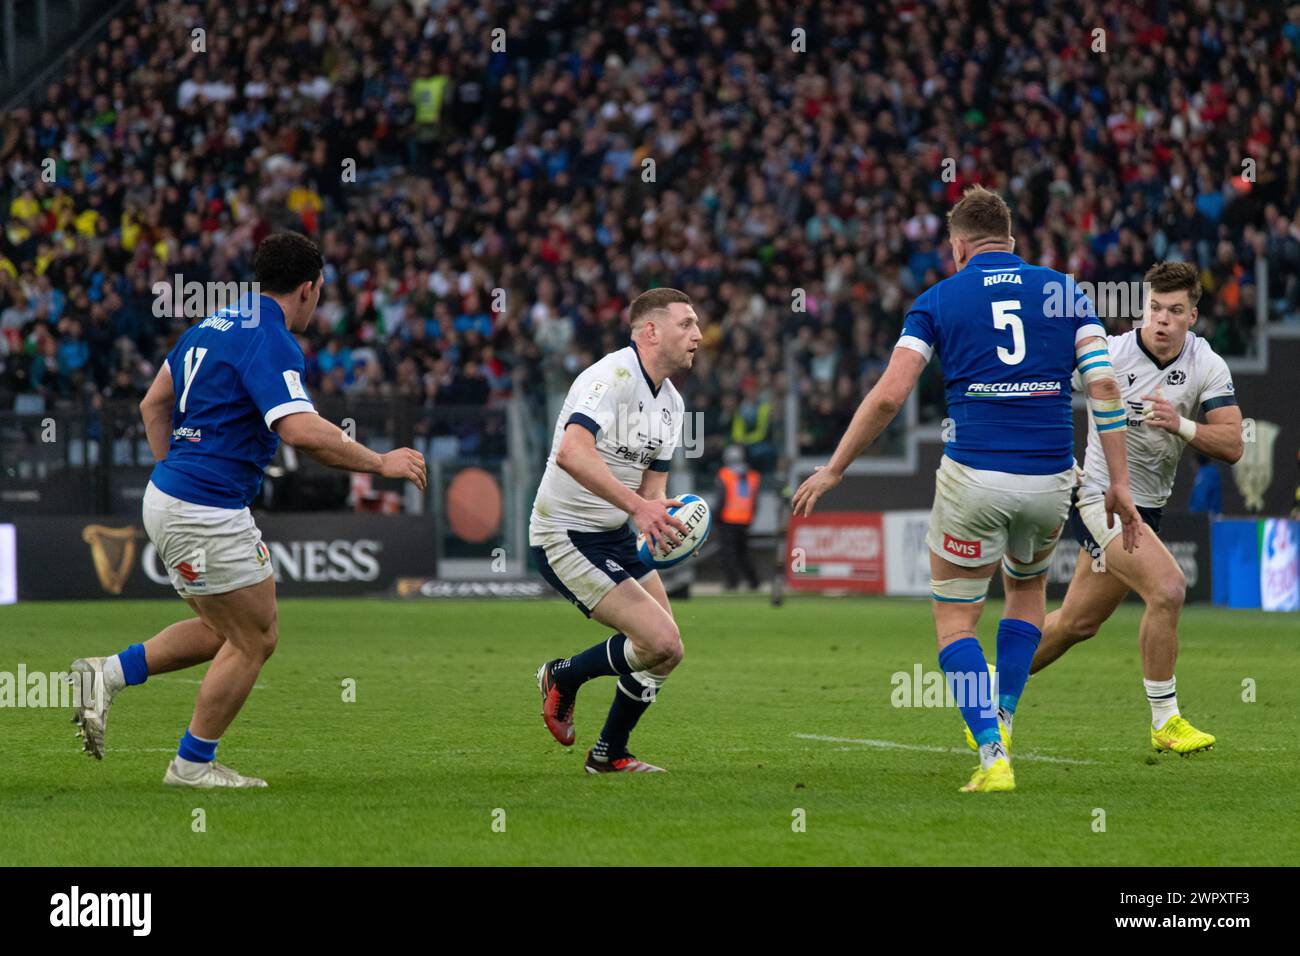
[794,733,1096,765]
[150,677,267,689]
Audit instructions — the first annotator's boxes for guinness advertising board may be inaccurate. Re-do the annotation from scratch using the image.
[6,514,436,600]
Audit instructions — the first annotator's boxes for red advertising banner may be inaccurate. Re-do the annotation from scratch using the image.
[786,511,885,592]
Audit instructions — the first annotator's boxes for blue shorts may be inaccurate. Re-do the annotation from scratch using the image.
[1067,490,1163,560]
[531,524,654,617]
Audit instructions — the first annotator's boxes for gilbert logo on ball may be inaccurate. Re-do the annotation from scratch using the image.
[636,494,712,569]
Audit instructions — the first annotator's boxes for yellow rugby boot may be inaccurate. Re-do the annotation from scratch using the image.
[960,757,1015,793]
[1151,714,1215,755]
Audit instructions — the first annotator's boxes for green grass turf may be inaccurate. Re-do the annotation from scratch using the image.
[1,596,1296,866]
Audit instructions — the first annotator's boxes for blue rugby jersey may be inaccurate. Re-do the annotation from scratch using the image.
[149,295,315,508]
[897,251,1105,474]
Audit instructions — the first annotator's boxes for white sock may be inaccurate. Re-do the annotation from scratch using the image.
[997,706,1014,739]
[173,756,212,778]
[978,739,1007,770]
[622,639,647,673]
[1145,677,1179,729]
[103,655,126,693]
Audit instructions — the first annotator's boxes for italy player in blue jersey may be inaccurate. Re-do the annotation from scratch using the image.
[69,233,427,788]
[793,186,1142,793]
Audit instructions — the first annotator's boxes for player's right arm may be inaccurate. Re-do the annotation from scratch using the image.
[139,360,175,461]
[274,413,426,490]
[240,332,426,490]
[555,424,687,553]
[1076,333,1142,552]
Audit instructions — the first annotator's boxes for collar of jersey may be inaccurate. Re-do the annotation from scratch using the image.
[257,294,286,327]
[628,341,661,397]
[1135,328,1186,370]
[964,251,1023,269]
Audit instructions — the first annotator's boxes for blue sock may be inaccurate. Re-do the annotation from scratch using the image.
[552,634,634,692]
[592,674,654,760]
[939,637,999,746]
[177,728,219,764]
[117,643,149,686]
[995,618,1042,715]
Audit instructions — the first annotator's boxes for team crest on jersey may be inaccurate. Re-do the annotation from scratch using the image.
[255,542,270,566]
[1166,369,1186,385]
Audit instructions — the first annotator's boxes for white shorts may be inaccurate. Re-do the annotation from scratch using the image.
[142,481,274,598]
[926,456,1074,568]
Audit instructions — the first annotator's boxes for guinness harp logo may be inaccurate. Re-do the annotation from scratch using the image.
[81,525,143,595]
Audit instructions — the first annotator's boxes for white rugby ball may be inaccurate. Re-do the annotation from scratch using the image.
[636,494,712,569]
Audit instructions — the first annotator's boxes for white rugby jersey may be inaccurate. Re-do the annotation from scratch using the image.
[1076,329,1236,508]
[529,344,684,537]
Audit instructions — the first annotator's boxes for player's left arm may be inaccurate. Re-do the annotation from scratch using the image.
[1142,396,1243,464]
[1141,354,1243,464]
[139,361,175,462]
[637,468,669,501]
[791,346,927,515]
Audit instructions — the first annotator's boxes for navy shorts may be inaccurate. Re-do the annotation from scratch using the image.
[531,524,654,617]
[1067,489,1163,560]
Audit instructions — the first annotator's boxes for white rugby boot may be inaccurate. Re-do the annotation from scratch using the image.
[69,656,123,760]
[163,759,269,789]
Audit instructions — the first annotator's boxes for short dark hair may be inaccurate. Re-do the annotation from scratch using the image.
[947,184,1012,240]
[253,232,324,294]
[1144,261,1202,307]
[629,288,691,331]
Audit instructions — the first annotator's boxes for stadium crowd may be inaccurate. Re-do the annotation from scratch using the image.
[2,0,1299,466]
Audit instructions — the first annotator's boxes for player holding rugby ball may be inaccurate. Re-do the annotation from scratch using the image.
[531,288,703,774]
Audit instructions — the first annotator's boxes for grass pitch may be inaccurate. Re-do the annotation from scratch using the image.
[1,596,1296,866]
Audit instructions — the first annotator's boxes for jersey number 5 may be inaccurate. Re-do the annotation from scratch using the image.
[178,346,209,413]
[991,300,1025,365]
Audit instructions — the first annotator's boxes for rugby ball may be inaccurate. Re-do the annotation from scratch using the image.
[636,494,712,569]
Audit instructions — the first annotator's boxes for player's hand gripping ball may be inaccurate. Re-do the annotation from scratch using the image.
[636,494,712,569]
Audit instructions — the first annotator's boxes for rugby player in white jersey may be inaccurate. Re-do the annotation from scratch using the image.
[1030,262,1243,754]
[532,288,699,774]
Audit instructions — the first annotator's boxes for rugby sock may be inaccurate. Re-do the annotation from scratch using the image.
[115,643,149,687]
[591,673,661,762]
[176,727,219,769]
[994,618,1041,719]
[978,739,1009,770]
[939,637,999,757]
[552,633,637,692]
[1145,677,1179,729]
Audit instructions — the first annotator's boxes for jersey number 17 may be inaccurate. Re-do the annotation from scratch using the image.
[178,346,209,413]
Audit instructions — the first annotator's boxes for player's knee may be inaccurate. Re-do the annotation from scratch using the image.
[242,618,278,663]
[661,634,684,669]
[1148,570,1186,614]
[259,626,278,662]
[641,620,682,668]
[1062,614,1101,644]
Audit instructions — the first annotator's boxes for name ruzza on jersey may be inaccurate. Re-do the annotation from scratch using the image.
[982,272,1023,286]
[965,380,1062,397]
